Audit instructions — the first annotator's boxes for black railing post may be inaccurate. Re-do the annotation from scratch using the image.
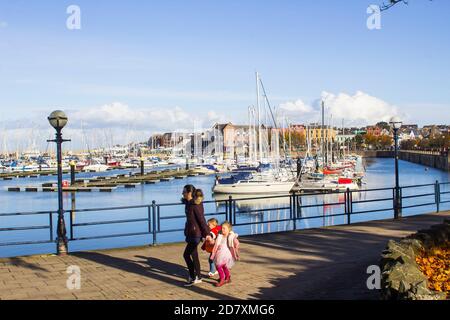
[70,161,76,185]
[225,198,229,222]
[350,190,353,221]
[291,193,297,231]
[435,180,441,213]
[344,189,348,219]
[346,188,351,225]
[297,193,303,220]
[393,188,399,219]
[392,188,395,216]
[147,205,152,234]
[228,196,233,224]
[69,209,74,241]
[290,193,293,225]
[140,158,145,176]
[152,201,157,245]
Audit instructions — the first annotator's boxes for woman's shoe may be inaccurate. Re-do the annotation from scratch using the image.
[184,277,202,287]
[225,277,232,284]
[208,271,218,278]
[215,280,226,287]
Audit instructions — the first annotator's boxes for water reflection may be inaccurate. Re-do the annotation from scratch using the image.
[213,193,291,211]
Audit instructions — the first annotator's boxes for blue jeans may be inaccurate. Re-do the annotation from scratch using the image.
[209,255,216,273]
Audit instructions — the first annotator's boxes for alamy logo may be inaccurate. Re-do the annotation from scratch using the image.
[366,265,381,290]
[66,265,81,290]
[66,5,81,30]
[367,5,381,30]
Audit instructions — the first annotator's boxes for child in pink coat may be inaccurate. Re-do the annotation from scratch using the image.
[210,221,240,287]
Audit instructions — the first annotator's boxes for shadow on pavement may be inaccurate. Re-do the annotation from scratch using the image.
[72,251,237,300]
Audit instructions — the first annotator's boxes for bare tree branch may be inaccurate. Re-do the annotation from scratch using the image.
[380,0,408,11]
[380,0,432,12]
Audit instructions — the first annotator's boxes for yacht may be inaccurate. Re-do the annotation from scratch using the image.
[83,160,110,172]
[213,178,295,195]
[213,171,295,194]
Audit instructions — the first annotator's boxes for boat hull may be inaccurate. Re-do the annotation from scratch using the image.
[213,181,295,195]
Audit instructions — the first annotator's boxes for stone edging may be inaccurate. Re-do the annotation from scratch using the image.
[380,219,450,300]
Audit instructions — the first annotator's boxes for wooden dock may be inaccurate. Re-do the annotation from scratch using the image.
[0,169,79,180]
[6,186,118,193]
[4,168,216,193]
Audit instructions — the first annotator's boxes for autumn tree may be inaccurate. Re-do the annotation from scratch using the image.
[364,134,378,149]
[378,135,394,150]
[376,122,391,132]
[401,138,420,150]
[354,134,365,149]
[285,131,306,150]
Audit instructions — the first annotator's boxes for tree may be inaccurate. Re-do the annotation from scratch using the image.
[355,134,365,149]
[284,131,306,150]
[364,134,378,149]
[376,122,391,132]
[378,135,393,150]
[418,138,430,150]
[401,139,419,150]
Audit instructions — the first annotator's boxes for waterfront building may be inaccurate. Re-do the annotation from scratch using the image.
[366,126,382,136]
[212,123,253,160]
[335,133,356,144]
[306,125,337,145]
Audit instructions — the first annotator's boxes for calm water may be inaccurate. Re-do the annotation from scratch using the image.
[1,158,449,258]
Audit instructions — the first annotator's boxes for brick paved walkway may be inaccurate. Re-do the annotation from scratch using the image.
[0,212,448,300]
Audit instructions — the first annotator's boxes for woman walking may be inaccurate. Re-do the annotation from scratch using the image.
[182,185,210,286]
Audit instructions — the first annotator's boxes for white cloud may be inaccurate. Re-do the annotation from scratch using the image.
[320,91,400,125]
[279,91,402,126]
[206,110,229,125]
[70,102,192,131]
[0,102,229,152]
[279,99,314,114]
[0,92,408,152]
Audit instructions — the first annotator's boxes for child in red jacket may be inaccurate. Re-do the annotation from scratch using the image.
[201,218,222,277]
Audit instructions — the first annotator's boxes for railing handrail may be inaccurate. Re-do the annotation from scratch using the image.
[0,182,444,216]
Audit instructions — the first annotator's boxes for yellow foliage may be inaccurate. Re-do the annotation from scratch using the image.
[416,244,450,299]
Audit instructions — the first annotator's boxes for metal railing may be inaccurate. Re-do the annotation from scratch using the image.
[1,181,449,252]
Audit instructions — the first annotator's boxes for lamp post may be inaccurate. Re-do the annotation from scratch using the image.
[47,110,71,255]
[390,116,402,219]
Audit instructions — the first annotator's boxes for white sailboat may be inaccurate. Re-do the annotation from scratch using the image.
[212,72,295,195]
[83,159,110,172]
[213,179,295,194]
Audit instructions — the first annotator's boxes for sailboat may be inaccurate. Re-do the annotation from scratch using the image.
[82,159,110,172]
[293,106,363,193]
[213,72,295,195]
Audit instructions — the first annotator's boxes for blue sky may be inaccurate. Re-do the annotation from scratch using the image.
[0,0,449,143]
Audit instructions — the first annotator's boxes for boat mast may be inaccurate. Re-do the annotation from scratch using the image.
[328,114,334,163]
[321,100,325,168]
[256,72,263,164]
[342,118,345,159]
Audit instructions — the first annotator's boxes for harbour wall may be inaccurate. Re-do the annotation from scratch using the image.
[358,150,450,172]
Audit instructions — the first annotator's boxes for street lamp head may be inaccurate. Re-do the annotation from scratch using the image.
[48,110,68,131]
[389,116,402,130]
